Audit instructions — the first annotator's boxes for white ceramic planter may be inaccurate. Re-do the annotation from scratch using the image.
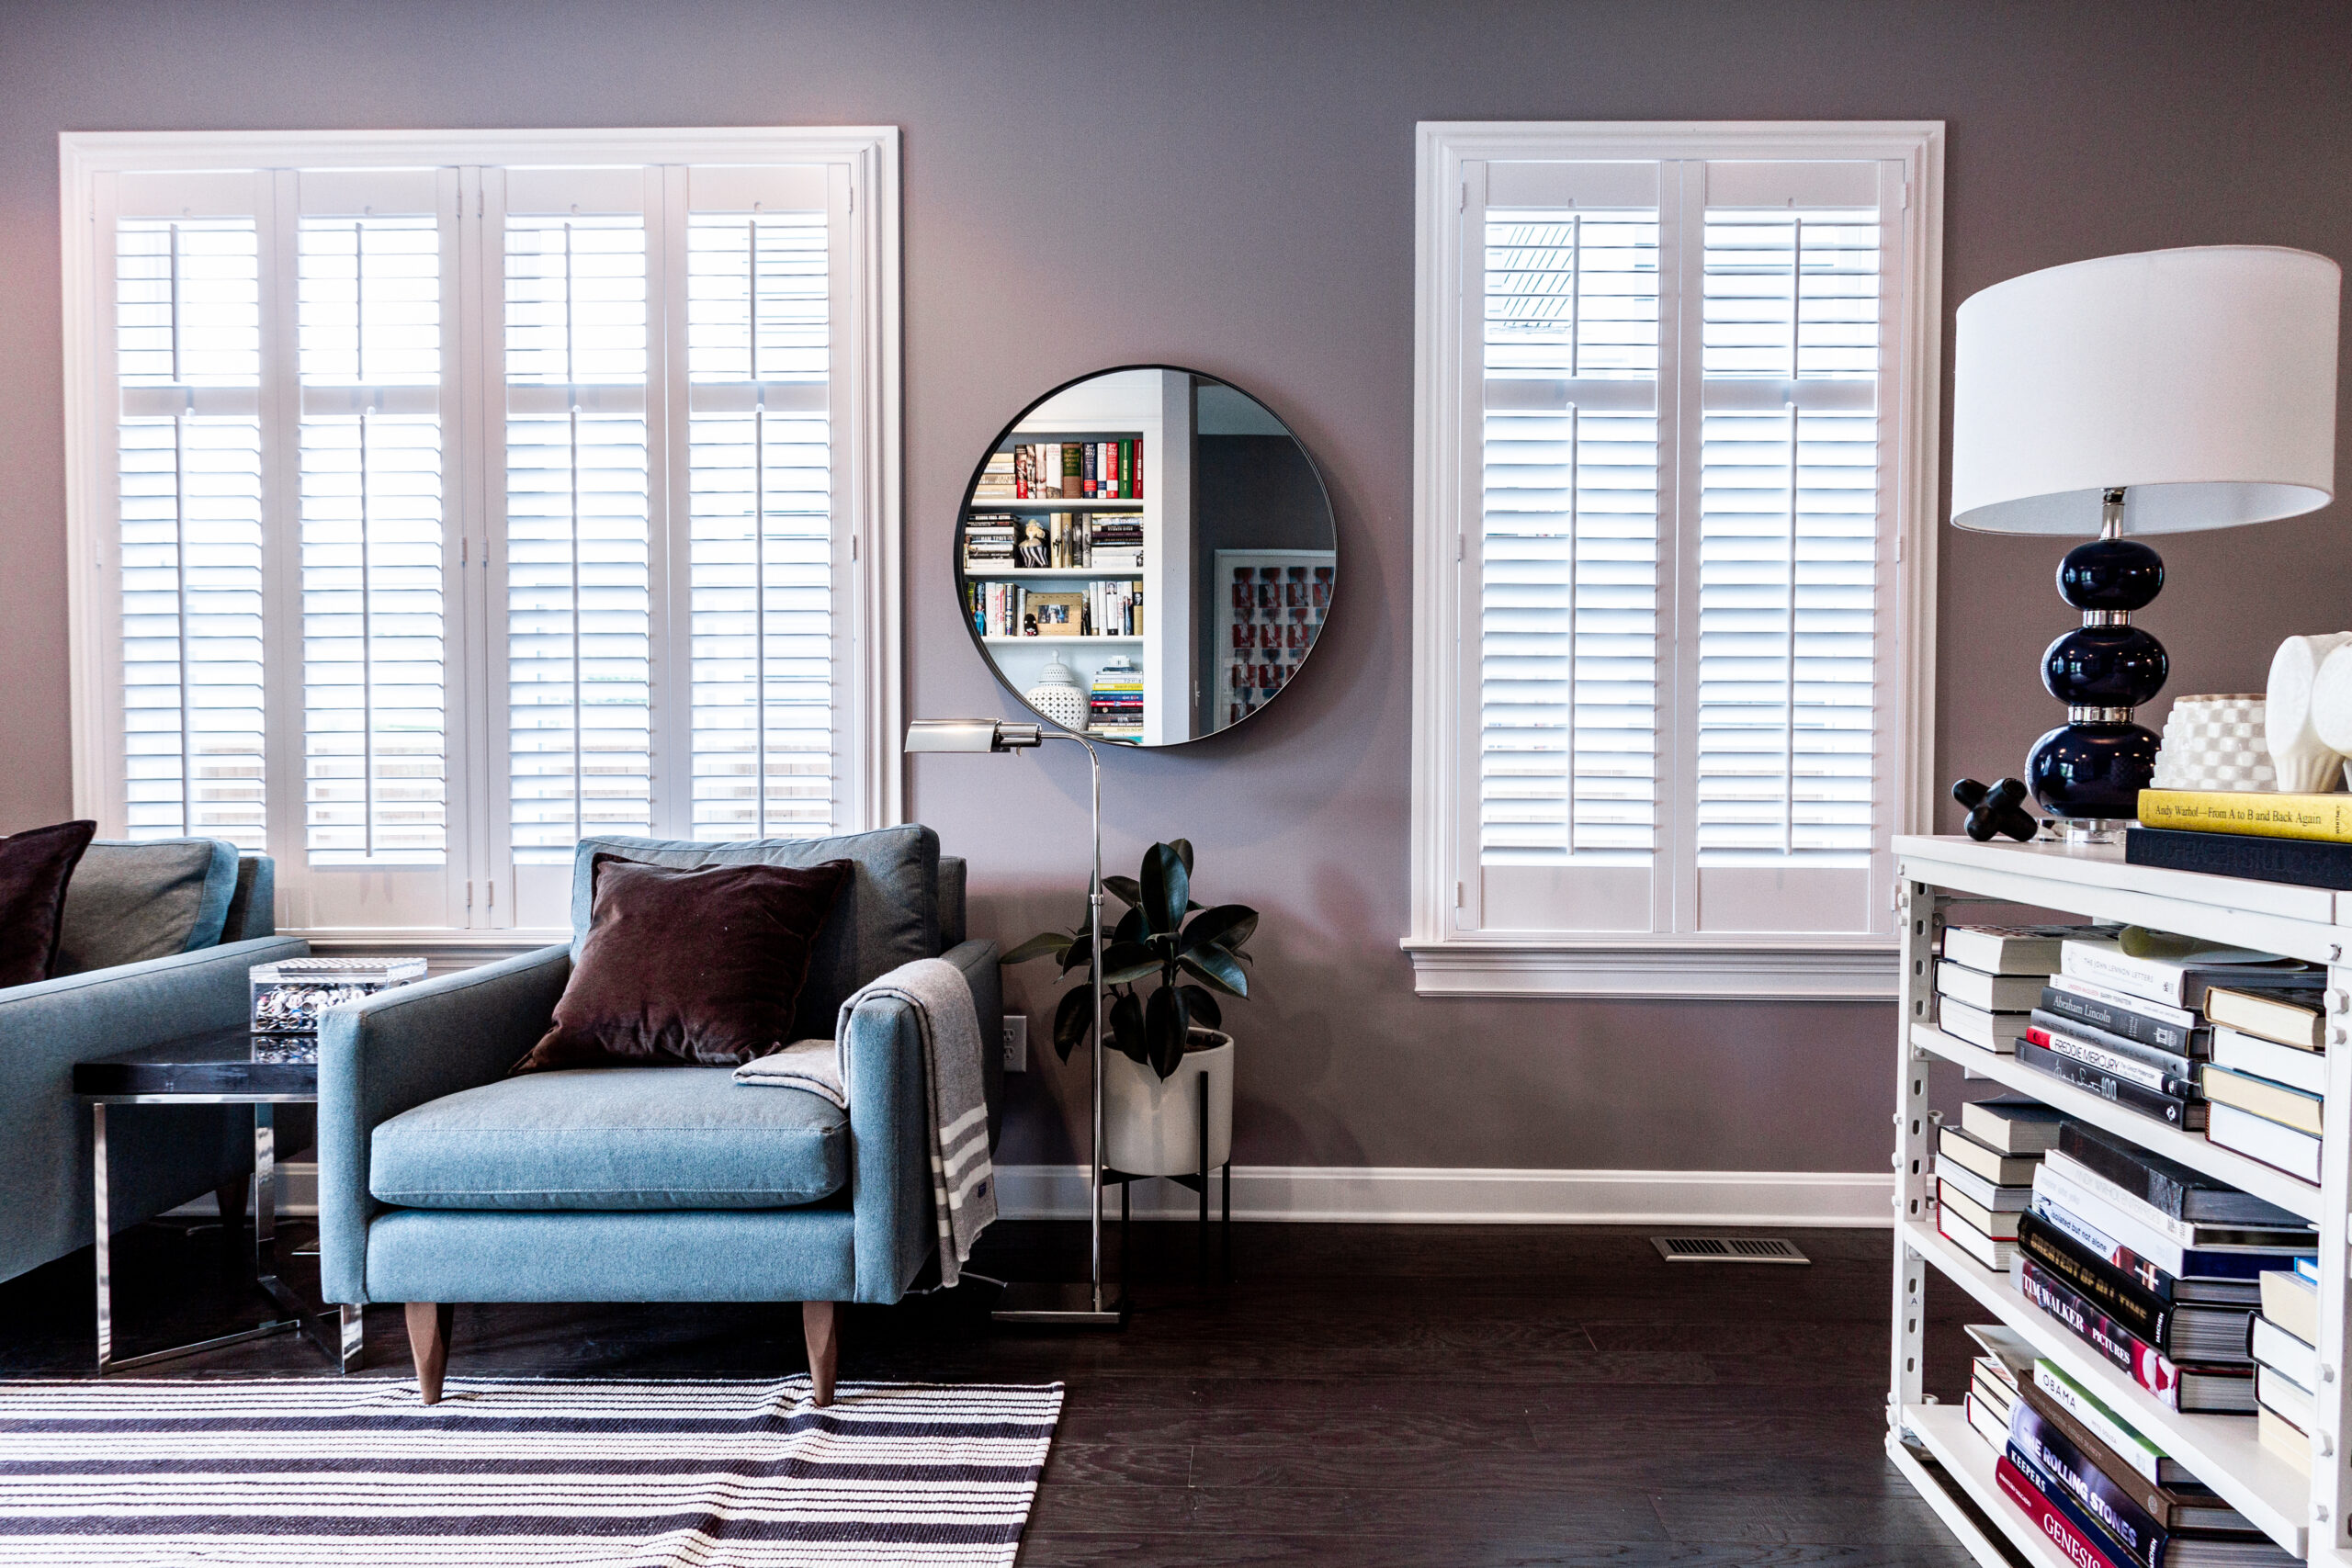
[1102,1028,1233,1177]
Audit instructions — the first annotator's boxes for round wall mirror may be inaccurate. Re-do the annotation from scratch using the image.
[956,367,1337,746]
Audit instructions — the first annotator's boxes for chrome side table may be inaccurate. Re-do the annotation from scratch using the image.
[74,1027,361,1374]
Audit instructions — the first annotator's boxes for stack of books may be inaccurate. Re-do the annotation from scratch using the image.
[2251,1261,2319,1472]
[2199,985,2326,1182]
[2019,1121,2313,1414]
[1939,1098,2064,1269]
[1086,514,1144,570]
[963,513,1018,570]
[1996,1346,2293,1568]
[1084,579,1143,637]
[1006,439,1143,500]
[1088,658,1143,740]
[1934,923,2103,1053]
[970,451,1017,500]
[2133,790,2352,890]
[1965,1322,2036,1452]
[2013,936,2320,1133]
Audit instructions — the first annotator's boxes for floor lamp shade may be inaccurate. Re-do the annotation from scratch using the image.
[1951,245,2339,536]
[1948,245,2341,825]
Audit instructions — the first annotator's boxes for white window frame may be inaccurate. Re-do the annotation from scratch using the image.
[59,128,902,951]
[1406,120,1943,1000]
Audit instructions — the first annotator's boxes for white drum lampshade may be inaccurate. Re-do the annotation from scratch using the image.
[1947,244,2341,831]
[1952,245,2339,536]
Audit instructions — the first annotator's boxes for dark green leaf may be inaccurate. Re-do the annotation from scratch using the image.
[1059,934,1093,976]
[1001,931,1074,965]
[1113,904,1146,946]
[1107,989,1148,1067]
[1051,986,1093,1062]
[1180,903,1258,957]
[1170,838,1194,873]
[1179,945,1248,998]
[1181,984,1223,1031]
[1102,874,1142,908]
[1140,842,1190,936]
[1100,941,1162,986]
[1145,983,1189,1078]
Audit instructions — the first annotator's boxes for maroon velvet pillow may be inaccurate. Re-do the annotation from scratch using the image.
[513,854,854,1073]
[0,820,97,987]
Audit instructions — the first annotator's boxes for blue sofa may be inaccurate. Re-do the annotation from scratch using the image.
[317,825,1001,1404]
[0,841,301,1285]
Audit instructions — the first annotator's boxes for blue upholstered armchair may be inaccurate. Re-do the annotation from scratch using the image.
[317,825,1001,1404]
[0,842,301,1285]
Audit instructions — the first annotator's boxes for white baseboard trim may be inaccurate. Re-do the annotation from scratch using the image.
[993,1164,1895,1226]
[188,1162,1895,1228]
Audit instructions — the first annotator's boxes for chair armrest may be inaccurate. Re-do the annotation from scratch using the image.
[315,943,571,1304]
[941,937,1003,1143]
[842,992,933,1304]
[0,935,307,1281]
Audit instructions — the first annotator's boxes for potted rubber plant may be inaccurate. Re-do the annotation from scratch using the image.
[1004,840,1256,1177]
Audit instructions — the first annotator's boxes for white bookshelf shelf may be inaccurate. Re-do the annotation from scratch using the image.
[1891,833,2352,1568]
[1894,1403,2079,1568]
[966,497,1146,510]
[980,635,1141,646]
[1910,1023,2324,1222]
[962,568,1147,580]
[1902,1216,2307,1552]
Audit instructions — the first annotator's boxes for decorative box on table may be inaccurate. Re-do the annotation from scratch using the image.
[249,957,426,1034]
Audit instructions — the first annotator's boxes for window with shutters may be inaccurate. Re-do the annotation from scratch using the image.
[62,130,901,944]
[1408,122,1942,999]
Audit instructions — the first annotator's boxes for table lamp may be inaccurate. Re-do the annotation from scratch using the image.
[1950,245,2340,840]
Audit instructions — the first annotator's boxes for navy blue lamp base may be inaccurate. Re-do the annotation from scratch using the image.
[2026,510,2166,829]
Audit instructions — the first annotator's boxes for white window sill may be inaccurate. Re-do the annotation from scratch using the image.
[279,929,571,974]
[1399,938,1900,1000]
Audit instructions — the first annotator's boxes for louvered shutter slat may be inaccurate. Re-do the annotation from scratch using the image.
[114,218,267,848]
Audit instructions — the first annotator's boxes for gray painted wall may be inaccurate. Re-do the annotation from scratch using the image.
[1,0,2346,1173]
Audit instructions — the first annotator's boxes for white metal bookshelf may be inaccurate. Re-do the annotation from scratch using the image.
[1888,834,2352,1567]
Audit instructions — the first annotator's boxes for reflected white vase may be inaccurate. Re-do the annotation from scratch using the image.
[1102,1029,1233,1178]
[2267,634,2352,792]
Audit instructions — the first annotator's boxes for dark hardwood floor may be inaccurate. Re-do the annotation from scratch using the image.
[0,1213,1985,1566]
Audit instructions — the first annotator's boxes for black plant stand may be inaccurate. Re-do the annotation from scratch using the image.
[1101,1071,1231,1287]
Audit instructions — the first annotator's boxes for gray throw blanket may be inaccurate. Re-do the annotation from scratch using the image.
[734,957,996,1286]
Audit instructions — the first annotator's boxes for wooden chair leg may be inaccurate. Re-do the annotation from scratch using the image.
[405,1302,454,1404]
[802,1300,838,1407]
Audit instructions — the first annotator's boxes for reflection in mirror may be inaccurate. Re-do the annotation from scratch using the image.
[957,367,1336,746]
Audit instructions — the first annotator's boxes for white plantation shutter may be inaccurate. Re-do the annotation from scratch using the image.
[1696,202,1881,865]
[113,196,268,849]
[1479,203,1662,865]
[295,190,450,866]
[1454,150,1907,944]
[683,186,839,840]
[501,186,655,863]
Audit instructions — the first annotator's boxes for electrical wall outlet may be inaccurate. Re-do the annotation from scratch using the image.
[1002,1015,1028,1073]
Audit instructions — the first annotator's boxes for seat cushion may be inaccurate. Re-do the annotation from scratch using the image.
[53,838,238,976]
[568,825,941,1042]
[369,1068,847,1211]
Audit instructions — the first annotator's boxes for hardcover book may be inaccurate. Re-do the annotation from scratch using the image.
[1938,960,2049,1013]
[2017,1040,2205,1131]
[1945,922,2111,975]
[2199,1063,2322,1137]
[2137,788,2352,845]
[1962,1096,2069,1156]
[1938,997,2025,1054]
[2058,936,2320,1011]
[2257,1269,2317,1345]
[2125,825,2352,891]
[2206,1102,2322,1185]
[1997,1450,2129,1568]
[2033,1359,2193,1489]
[2202,986,2325,1051]
[2209,1027,2325,1097]
[2041,976,2207,1057]
[2055,1122,2308,1228]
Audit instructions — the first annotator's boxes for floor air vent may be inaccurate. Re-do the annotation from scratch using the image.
[1650,1235,1809,1265]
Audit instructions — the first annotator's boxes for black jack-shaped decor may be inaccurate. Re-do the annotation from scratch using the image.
[1951,777,2040,843]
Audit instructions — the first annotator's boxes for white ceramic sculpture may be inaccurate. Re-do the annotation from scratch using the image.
[2148,694,2276,792]
[2265,633,2352,791]
[2308,643,2352,787]
[1022,651,1090,730]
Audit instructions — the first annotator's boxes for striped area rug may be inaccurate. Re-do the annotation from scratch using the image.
[0,1376,1062,1565]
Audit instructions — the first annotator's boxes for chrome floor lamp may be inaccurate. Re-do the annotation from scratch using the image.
[905,718,1125,1325]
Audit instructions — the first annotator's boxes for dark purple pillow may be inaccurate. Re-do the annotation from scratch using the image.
[0,820,97,987]
[513,854,854,1073]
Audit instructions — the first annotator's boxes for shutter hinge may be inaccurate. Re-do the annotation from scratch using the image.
[1455,533,1464,563]
[466,880,475,910]
[847,183,854,214]
[460,536,469,567]
[1454,880,1465,909]
[1459,180,1467,213]
[487,879,495,910]
[850,535,859,561]
[1900,175,1910,210]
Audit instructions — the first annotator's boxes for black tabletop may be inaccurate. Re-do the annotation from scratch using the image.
[74,1027,319,1099]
